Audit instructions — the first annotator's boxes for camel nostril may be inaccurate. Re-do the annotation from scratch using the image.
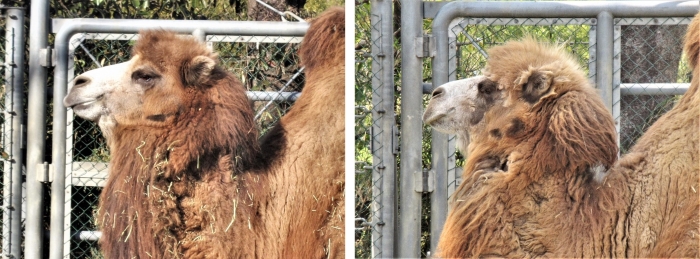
[432,87,444,98]
[73,76,90,88]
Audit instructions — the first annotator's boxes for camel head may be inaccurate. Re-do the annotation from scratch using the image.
[424,38,618,175]
[64,31,226,142]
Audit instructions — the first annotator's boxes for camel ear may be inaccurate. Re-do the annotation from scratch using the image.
[518,69,553,104]
[547,91,618,170]
[183,55,216,87]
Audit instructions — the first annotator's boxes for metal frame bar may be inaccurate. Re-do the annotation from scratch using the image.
[432,1,699,109]
[429,35,457,255]
[26,0,49,257]
[2,7,25,259]
[50,18,308,259]
[398,0,422,257]
[370,0,397,257]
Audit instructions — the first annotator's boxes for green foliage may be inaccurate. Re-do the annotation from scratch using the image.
[54,0,246,20]
[305,0,345,14]
[354,1,373,258]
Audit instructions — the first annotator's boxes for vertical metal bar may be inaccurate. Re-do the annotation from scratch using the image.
[50,27,70,259]
[63,35,80,259]
[612,23,622,148]
[2,10,12,258]
[26,0,49,257]
[370,1,396,258]
[3,8,25,259]
[399,0,422,257]
[596,11,614,112]
[429,36,456,254]
[8,9,24,259]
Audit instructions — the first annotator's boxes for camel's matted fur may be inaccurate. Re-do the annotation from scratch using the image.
[424,12,699,258]
[63,7,344,258]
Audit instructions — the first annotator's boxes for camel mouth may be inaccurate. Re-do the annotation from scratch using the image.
[69,99,97,109]
[64,93,103,109]
[64,96,105,122]
[423,107,456,126]
[423,112,445,125]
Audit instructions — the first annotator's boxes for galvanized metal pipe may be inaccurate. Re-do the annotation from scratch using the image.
[430,39,457,255]
[3,7,25,259]
[246,91,300,102]
[432,0,699,97]
[620,83,690,95]
[370,0,397,258]
[399,0,422,257]
[50,18,308,259]
[26,0,50,257]
[597,11,614,111]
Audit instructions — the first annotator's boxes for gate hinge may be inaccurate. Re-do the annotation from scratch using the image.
[392,125,399,155]
[415,34,435,58]
[37,162,52,182]
[40,47,55,67]
[415,169,435,193]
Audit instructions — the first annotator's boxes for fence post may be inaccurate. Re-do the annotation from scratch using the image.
[2,7,25,259]
[430,37,456,255]
[370,0,397,258]
[596,11,614,112]
[399,0,423,257]
[26,0,50,257]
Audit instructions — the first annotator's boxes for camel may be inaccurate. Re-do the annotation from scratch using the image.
[423,12,699,258]
[62,7,344,259]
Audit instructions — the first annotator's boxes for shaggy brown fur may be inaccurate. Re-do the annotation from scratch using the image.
[435,13,699,258]
[91,7,344,259]
[257,6,345,258]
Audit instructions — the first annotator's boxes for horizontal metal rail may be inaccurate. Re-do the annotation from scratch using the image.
[620,83,690,96]
[72,231,101,242]
[247,91,300,102]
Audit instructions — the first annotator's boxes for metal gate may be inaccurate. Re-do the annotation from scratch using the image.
[355,1,698,258]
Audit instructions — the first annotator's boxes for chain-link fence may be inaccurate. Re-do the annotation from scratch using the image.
[0,7,26,259]
[62,32,304,258]
[355,0,398,258]
[354,1,373,257]
[355,1,695,258]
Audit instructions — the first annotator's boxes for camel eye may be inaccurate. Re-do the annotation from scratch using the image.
[478,80,497,95]
[132,69,159,88]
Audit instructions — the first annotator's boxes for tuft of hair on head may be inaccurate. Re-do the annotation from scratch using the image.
[133,30,220,87]
[299,7,345,70]
[684,12,700,69]
[483,36,582,91]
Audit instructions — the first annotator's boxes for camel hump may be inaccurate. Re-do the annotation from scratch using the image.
[299,7,345,70]
[684,12,700,69]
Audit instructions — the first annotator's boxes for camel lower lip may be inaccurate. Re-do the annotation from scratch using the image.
[71,100,96,109]
[424,114,445,125]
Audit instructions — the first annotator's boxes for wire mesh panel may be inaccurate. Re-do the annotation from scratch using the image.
[353,2,373,257]
[355,0,399,257]
[63,32,304,258]
[0,11,9,259]
[354,1,375,257]
[0,8,26,259]
[613,17,692,152]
